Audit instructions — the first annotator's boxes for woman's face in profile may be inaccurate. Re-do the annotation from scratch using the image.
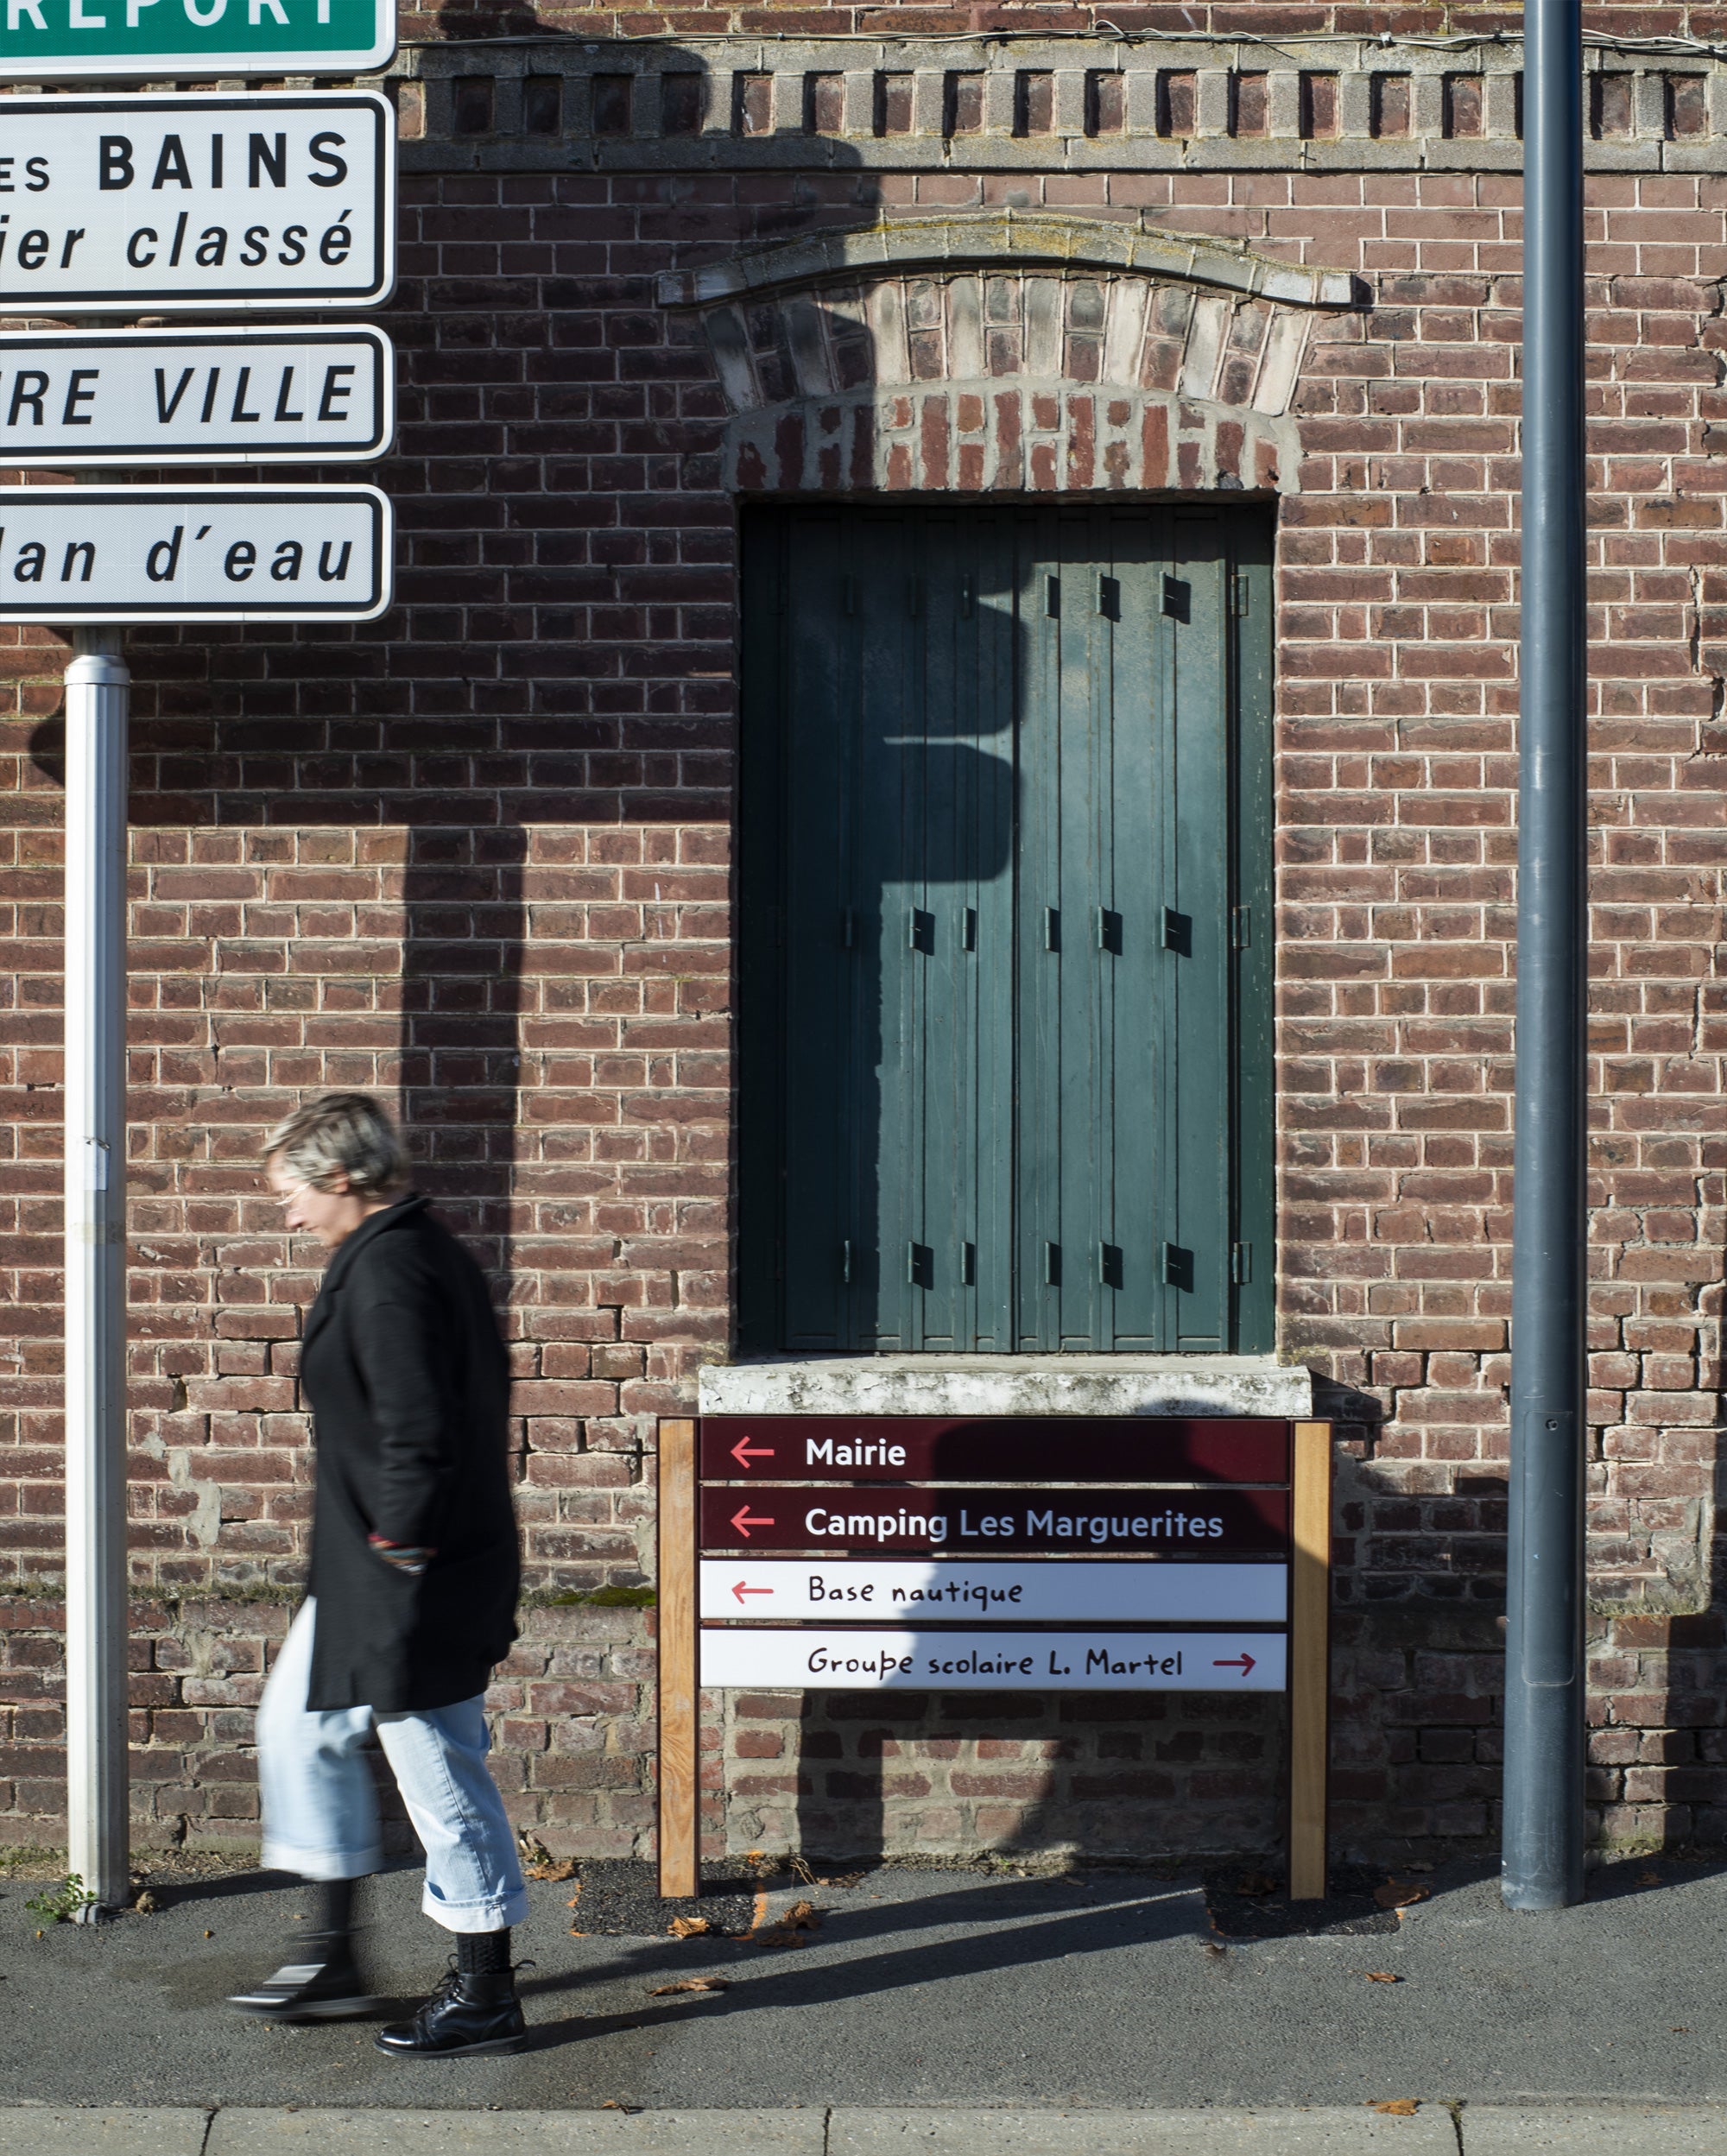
[269,1160,372,1250]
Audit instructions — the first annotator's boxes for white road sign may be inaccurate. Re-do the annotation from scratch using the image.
[0,328,393,465]
[699,1628,1288,1692]
[699,1560,1288,1625]
[0,93,393,312]
[0,485,391,622]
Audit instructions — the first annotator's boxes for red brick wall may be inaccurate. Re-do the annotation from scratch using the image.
[2,82,1724,1865]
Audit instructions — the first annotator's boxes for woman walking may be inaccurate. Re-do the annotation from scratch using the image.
[229,1092,530,2057]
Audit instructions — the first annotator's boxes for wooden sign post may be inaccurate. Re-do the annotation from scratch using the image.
[656,1418,699,1900]
[1288,1419,1332,1901]
[657,1414,1331,1901]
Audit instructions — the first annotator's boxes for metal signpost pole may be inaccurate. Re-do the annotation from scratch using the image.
[62,626,131,1917]
[1503,0,1588,1912]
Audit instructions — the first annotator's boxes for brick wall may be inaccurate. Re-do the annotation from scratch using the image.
[1,28,1724,1868]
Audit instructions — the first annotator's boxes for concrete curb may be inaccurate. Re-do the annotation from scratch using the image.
[7,2107,1727,2154]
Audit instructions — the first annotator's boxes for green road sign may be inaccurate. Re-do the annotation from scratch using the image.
[0,0,393,80]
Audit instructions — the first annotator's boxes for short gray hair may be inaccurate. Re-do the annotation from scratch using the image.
[263,1092,408,1197]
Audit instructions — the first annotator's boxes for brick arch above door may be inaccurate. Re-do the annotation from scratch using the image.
[658,210,1365,495]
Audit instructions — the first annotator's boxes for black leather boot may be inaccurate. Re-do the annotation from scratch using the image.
[374,1963,527,2058]
[228,1932,376,2021]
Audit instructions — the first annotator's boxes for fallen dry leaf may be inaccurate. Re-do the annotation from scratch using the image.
[1364,1971,1401,1983]
[648,1976,731,1995]
[132,1889,160,1914]
[568,1928,589,1937]
[525,1859,578,1882]
[1640,1869,1661,1886]
[668,1914,714,1938]
[1232,1874,1280,1898]
[566,1885,583,1907]
[1204,1939,1227,1959]
[204,1930,215,1939]
[1370,2099,1420,2115]
[1373,1880,1432,1910]
[751,1899,822,1948]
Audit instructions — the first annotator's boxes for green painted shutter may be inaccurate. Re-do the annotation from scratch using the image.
[739,503,1271,1356]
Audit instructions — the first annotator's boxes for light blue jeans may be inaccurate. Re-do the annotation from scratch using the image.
[257,1600,528,1934]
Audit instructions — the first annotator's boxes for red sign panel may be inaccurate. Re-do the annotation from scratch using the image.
[699,1485,1290,1556]
[699,1417,1290,1487]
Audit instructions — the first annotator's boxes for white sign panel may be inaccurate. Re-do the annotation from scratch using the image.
[0,328,393,465]
[699,1560,1287,1626]
[0,93,393,312]
[699,1628,1288,1692]
[0,485,390,621]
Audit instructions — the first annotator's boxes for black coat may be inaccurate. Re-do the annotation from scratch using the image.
[299,1194,520,1712]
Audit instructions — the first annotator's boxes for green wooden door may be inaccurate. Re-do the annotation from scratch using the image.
[737,502,1272,1356]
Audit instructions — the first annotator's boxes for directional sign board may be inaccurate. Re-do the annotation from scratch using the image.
[0,94,393,313]
[0,328,393,465]
[661,1415,1333,1900]
[699,1628,1288,1692]
[0,0,394,80]
[0,486,391,622]
[703,1416,1291,1485]
[700,1484,1290,1554]
[699,1560,1289,1624]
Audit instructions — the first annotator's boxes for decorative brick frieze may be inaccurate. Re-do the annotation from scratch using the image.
[393,35,1727,178]
[699,280,1311,492]
[721,379,1294,495]
[661,211,1338,491]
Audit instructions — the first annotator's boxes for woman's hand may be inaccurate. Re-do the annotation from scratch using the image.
[367,1533,434,1577]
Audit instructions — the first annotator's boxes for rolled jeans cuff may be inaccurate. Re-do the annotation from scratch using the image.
[263,1834,383,1882]
[421,1881,530,1934]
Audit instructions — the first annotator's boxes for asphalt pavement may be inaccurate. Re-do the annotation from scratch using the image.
[3,1853,1727,2138]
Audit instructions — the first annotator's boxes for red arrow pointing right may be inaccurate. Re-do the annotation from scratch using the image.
[1212,1653,1256,1678]
[730,1504,775,1540]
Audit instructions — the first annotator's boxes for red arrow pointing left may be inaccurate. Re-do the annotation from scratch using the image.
[731,1581,774,1603]
[730,1436,775,1470]
[1212,1653,1256,1678]
[730,1505,775,1540]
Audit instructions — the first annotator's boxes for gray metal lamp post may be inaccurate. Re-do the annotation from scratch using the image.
[1503,0,1589,1910]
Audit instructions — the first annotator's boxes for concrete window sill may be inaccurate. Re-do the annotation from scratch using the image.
[698,1355,1312,1420]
